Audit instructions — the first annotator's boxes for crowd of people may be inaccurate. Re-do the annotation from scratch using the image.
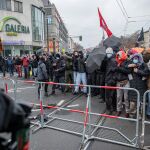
[0,47,150,119]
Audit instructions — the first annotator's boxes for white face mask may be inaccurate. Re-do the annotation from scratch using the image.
[133,59,138,64]
[107,53,113,58]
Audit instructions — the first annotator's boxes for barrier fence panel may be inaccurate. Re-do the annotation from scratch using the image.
[81,85,141,149]
[1,79,142,149]
[16,81,91,148]
[0,77,16,99]
[141,90,150,149]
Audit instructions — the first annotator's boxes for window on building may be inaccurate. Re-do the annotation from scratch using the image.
[14,0,23,13]
[0,0,11,11]
[31,6,44,41]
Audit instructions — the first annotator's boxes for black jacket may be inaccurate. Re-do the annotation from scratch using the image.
[0,56,5,67]
[53,58,66,77]
[128,62,150,101]
[72,56,78,71]
[77,57,86,73]
[15,58,22,65]
[45,58,53,76]
[104,56,117,85]
[32,59,38,68]
[114,61,130,82]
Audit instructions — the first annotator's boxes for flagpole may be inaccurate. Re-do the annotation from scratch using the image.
[102,29,105,46]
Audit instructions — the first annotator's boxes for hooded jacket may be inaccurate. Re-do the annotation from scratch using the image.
[37,60,48,81]
[115,51,130,82]
[127,53,150,101]
[53,57,66,77]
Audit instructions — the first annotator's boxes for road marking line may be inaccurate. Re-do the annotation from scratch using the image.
[8,89,21,93]
[32,109,41,112]
[8,86,35,92]
[57,100,65,106]
[67,104,79,108]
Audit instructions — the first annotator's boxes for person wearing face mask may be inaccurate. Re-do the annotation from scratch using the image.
[74,51,87,95]
[115,50,130,117]
[104,47,117,114]
[143,49,150,119]
[51,53,66,95]
[127,53,149,118]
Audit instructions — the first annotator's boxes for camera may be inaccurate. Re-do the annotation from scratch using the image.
[0,91,32,150]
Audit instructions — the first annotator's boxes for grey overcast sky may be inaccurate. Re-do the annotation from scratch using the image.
[50,0,150,48]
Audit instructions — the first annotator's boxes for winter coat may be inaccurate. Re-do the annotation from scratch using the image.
[76,57,86,73]
[37,61,48,81]
[114,61,130,82]
[32,59,38,68]
[22,58,29,67]
[72,56,78,71]
[127,62,149,102]
[15,58,22,65]
[7,58,13,66]
[0,56,5,67]
[53,58,66,77]
[147,61,150,89]
[104,56,118,85]
[64,55,72,71]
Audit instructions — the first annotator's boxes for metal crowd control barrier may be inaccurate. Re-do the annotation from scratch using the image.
[82,85,141,149]
[4,79,141,149]
[141,90,150,149]
[0,77,17,100]
[17,80,91,148]
[19,81,141,149]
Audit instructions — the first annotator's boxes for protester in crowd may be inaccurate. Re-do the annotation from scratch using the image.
[43,54,54,81]
[15,55,22,77]
[87,70,96,96]
[31,55,38,78]
[141,49,150,119]
[7,55,14,77]
[72,51,79,90]
[74,51,87,95]
[28,56,33,78]
[98,59,107,103]
[0,55,5,77]
[51,53,66,95]
[127,48,138,60]
[64,52,73,92]
[115,50,130,117]
[146,59,150,119]
[37,56,49,97]
[104,47,117,114]
[127,53,149,118]
[22,55,29,79]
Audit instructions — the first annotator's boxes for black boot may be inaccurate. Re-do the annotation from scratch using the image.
[50,91,55,95]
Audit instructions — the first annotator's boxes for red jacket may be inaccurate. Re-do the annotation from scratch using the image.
[22,57,29,67]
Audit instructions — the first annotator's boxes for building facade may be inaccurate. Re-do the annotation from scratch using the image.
[0,0,45,56]
[144,29,150,49]
[68,37,75,53]
[43,1,69,53]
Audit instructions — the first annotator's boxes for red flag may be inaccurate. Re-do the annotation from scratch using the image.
[98,8,112,37]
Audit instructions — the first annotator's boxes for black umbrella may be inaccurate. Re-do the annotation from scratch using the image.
[86,47,105,73]
[104,35,121,51]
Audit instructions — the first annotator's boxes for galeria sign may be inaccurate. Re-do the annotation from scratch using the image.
[0,16,30,36]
